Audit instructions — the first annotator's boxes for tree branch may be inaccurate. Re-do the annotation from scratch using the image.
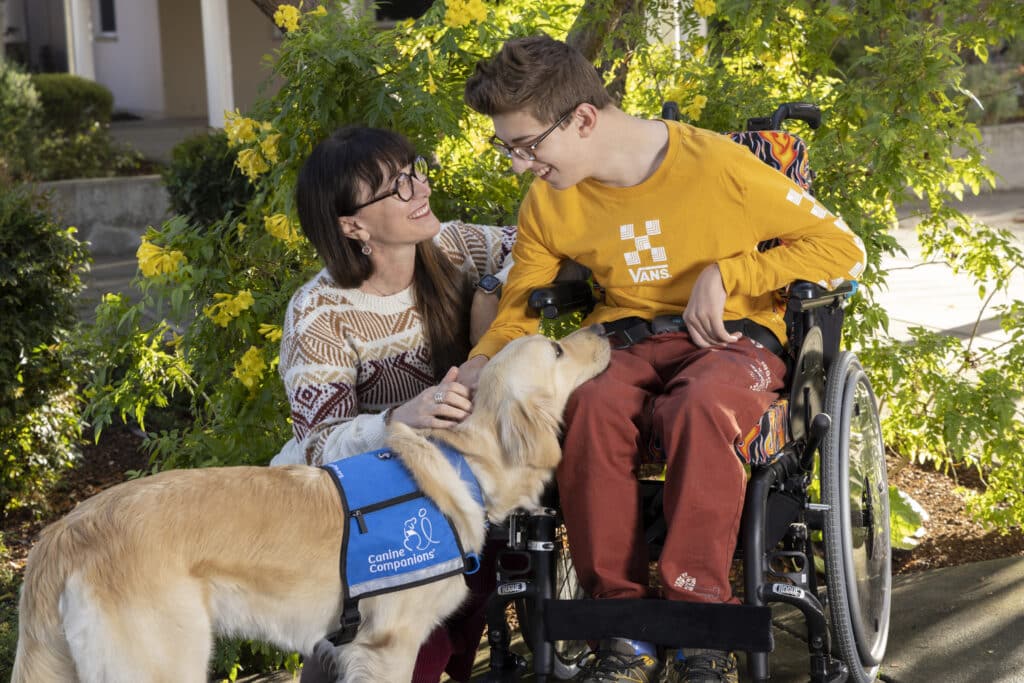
[248,0,304,24]
[566,0,643,103]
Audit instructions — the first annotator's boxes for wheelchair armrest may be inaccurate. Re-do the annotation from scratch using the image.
[528,280,595,320]
[786,280,857,314]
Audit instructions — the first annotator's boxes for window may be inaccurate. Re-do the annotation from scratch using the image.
[374,0,432,23]
[97,0,117,34]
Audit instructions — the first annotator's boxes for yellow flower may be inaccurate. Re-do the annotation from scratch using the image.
[236,147,270,181]
[264,213,301,244]
[203,290,255,327]
[260,133,281,164]
[273,4,301,32]
[258,323,283,342]
[137,237,187,277]
[444,0,487,28]
[426,74,438,95]
[224,110,260,147]
[233,346,267,391]
[693,0,716,18]
[309,5,327,16]
[681,94,708,121]
[237,221,248,238]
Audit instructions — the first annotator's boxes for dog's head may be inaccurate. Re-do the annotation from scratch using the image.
[472,325,611,472]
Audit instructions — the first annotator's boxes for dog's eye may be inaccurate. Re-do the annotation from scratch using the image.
[551,342,564,358]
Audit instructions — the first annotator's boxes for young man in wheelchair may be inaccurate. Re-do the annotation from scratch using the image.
[458,34,867,683]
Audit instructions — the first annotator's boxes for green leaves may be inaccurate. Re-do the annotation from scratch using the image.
[0,182,89,514]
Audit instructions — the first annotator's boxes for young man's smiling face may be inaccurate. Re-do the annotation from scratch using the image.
[490,108,585,190]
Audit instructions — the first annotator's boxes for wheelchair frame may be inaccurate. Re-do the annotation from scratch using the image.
[484,104,893,683]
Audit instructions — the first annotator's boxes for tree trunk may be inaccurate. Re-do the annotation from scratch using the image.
[566,0,643,103]
[247,0,305,24]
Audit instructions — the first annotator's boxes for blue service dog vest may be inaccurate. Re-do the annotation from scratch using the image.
[320,441,483,643]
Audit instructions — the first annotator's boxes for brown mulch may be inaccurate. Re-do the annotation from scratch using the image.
[886,453,1024,574]
[2,426,1023,577]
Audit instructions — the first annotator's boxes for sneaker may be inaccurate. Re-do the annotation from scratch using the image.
[574,638,662,682]
[664,649,739,683]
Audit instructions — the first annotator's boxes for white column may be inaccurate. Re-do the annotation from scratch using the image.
[63,0,96,80]
[199,0,234,128]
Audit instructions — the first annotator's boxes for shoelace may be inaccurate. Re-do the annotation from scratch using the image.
[677,652,736,679]
[577,650,654,681]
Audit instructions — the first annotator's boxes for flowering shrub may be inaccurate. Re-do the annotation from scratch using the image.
[83,1,1024,530]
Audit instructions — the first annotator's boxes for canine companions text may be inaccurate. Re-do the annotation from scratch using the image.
[12,327,611,682]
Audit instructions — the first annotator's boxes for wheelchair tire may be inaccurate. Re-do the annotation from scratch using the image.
[514,524,590,680]
[821,351,892,683]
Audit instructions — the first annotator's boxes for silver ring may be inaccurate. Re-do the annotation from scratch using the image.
[433,390,445,404]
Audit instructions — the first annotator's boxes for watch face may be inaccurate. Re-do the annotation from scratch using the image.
[477,274,502,293]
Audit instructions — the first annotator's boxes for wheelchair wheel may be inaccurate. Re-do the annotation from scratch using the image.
[514,524,590,679]
[821,351,892,683]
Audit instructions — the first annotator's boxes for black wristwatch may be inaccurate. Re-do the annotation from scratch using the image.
[476,274,502,297]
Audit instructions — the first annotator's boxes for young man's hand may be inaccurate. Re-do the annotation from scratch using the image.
[470,289,501,346]
[457,355,489,393]
[683,263,742,348]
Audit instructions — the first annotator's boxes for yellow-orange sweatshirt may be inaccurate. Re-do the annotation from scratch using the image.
[471,120,867,359]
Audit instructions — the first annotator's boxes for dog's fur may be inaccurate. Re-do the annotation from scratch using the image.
[12,328,610,683]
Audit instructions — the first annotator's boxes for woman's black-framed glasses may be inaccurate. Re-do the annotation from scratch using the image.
[489,106,578,161]
[350,156,430,212]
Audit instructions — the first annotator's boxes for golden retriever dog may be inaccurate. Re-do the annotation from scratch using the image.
[12,327,610,683]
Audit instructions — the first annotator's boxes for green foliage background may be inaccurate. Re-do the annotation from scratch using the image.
[85,0,1024,536]
[0,182,89,514]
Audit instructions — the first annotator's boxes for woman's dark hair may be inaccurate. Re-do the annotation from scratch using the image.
[296,126,471,378]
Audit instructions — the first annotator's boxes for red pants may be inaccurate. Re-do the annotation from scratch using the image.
[557,333,786,604]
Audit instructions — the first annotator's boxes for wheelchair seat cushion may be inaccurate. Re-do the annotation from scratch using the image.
[733,398,790,466]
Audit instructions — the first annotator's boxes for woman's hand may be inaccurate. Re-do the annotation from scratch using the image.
[390,367,473,429]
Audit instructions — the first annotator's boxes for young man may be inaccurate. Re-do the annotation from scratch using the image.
[460,35,866,683]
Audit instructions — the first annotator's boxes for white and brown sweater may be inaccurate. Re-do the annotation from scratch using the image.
[271,221,516,467]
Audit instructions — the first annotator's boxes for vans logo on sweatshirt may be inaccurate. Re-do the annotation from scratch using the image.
[621,220,670,283]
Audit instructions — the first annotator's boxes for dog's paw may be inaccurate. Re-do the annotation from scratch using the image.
[312,638,341,679]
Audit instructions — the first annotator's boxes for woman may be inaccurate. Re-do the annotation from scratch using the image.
[271,126,515,682]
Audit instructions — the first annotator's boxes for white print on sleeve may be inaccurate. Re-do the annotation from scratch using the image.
[784,188,867,281]
[622,219,670,283]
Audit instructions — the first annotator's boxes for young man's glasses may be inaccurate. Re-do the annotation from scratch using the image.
[350,156,429,212]
[489,106,578,161]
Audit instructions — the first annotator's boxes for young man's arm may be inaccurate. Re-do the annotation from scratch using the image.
[459,194,564,388]
[717,160,867,302]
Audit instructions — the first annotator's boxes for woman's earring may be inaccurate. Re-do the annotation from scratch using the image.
[360,241,372,255]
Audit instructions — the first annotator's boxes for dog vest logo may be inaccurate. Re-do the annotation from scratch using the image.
[404,508,439,552]
[321,448,474,601]
[621,220,670,283]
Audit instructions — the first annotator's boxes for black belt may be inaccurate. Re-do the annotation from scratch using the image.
[600,315,785,357]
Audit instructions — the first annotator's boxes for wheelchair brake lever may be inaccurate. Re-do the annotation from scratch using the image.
[801,412,832,470]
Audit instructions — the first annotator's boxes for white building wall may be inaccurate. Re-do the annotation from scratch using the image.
[92,0,164,116]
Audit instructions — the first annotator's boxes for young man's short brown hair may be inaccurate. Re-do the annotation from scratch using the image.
[464,34,614,124]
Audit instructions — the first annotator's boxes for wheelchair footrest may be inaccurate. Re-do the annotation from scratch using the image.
[543,599,773,652]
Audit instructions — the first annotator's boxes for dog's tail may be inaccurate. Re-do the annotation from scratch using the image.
[11,521,79,683]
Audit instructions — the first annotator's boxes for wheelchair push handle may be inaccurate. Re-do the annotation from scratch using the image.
[662,100,821,131]
[746,102,822,132]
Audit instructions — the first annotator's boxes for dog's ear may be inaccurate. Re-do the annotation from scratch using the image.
[497,390,563,470]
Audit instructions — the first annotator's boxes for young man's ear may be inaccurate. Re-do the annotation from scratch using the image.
[573,102,600,138]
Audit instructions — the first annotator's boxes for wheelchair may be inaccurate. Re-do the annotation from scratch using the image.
[484,103,892,683]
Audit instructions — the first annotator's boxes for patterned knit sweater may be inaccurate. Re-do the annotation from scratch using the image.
[271,221,515,467]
